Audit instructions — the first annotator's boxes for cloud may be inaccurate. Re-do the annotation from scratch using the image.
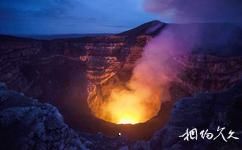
[0,0,73,19]
[144,0,242,23]
[0,0,158,34]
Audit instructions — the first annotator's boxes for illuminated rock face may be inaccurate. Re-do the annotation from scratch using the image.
[1,21,242,126]
[85,36,152,124]
[0,34,154,124]
[86,53,242,124]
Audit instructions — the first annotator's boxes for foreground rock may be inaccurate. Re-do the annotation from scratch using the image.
[130,80,242,150]
[1,79,242,149]
[0,83,87,150]
[0,83,127,150]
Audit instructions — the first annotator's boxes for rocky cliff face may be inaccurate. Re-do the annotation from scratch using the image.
[0,83,128,150]
[0,36,42,92]
[0,31,156,139]
[0,83,86,150]
[1,22,242,104]
[0,34,150,95]
[131,80,242,150]
[0,21,242,141]
[1,79,241,150]
[170,55,242,101]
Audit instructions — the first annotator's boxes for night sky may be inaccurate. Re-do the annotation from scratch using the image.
[1,0,242,35]
[0,0,159,35]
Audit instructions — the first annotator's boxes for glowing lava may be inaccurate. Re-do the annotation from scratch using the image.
[105,89,150,124]
[87,26,183,124]
[87,58,168,124]
[96,78,162,124]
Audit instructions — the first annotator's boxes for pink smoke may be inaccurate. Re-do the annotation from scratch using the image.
[144,0,242,23]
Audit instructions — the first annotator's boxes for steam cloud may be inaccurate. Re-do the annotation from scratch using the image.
[144,0,242,23]
[91,0,242,124]
[120,0,242,123]
[98,25,200,124]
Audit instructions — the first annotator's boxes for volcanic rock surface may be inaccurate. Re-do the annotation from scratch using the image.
[130,80,242,150]
[0,83,128,150]
[0,20,242,142]
[0,79,241,149]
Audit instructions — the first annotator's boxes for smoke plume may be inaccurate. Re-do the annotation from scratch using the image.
[144,0,242,23]
[97,25,200,124]
[91,0,242,124]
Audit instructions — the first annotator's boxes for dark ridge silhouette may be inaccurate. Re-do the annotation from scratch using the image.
[118,20,166,37]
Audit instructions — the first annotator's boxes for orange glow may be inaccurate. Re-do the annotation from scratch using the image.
[105,88,153,124]
[92,78,162,124]
[87,25,187,125]
[87,59,167,124]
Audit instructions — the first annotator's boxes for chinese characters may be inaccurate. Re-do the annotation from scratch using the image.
[179,126,239,142]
